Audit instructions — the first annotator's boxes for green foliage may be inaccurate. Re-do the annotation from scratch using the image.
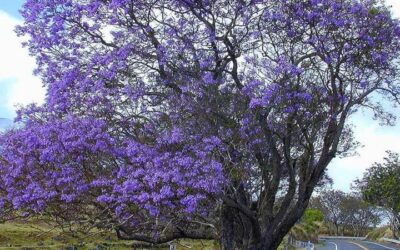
[358,151,400,212]
[302,209,324,225]
[357,151,400,238]
[289,209,324,242]
[368,7,380,16]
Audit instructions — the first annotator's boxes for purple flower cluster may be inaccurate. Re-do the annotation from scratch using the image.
[0,117,225,221]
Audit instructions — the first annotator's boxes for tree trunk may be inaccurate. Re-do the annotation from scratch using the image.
[221,206,307,250]
[221,204,235,250]
[220,217,288,250]
[243,234,284,250]
[219,155,324,249]
[261,233,287,250]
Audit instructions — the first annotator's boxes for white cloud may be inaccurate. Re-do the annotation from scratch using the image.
[386,0,400,18]
[329,119,400,192]
[0,11,45,116]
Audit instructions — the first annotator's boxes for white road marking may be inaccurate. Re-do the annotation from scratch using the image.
[349,241,369,250]
[364,241,397,250]
[329,242,338,250]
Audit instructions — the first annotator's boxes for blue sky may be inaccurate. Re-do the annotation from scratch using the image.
[0,1,45,120]
[0,1,400,192]
[0,1,23,119]
[0,79,15,118]
[0,0,25,18]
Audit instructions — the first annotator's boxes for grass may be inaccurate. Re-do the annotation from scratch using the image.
[367,226,395,241]
[0,221,130,249]
[0,220,298,249]
[0,220,218,249]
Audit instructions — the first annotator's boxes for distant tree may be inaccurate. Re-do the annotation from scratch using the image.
[312,190,381,236]
[341,194,381,237]
[0,0,400,249]
[356,151,400,239]
[312,190,347,235]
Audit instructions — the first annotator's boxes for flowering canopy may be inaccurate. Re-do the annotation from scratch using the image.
[1,0,400,248]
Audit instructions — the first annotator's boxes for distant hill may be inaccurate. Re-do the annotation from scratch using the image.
[0,118,13,131]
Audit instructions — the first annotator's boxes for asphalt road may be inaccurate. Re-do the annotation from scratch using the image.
[317,239,400,250]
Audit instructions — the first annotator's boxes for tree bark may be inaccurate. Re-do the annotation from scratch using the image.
[219,209,284,250]
[221,204,236,250]
[219,201,310,250]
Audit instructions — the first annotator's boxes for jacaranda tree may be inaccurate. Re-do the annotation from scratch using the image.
[1,0,400,249]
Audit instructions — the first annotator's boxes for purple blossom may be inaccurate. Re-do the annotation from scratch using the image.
[202,72,217,85]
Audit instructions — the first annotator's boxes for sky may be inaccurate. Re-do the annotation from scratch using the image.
[0,1,45,120]
[0,1,400,192]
